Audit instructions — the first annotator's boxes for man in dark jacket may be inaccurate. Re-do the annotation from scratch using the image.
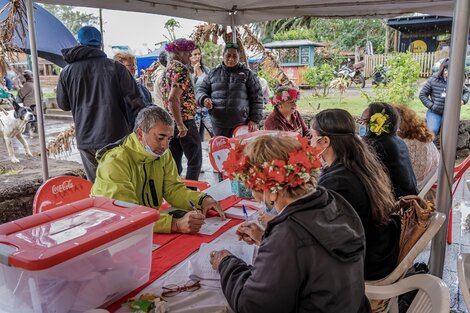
[56,26,146,182]
[196,43,263,138]
[419,58,470,135]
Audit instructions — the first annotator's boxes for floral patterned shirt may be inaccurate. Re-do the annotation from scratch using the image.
[160,60,197,121]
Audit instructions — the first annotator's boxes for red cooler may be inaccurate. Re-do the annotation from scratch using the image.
[0,197,159,313]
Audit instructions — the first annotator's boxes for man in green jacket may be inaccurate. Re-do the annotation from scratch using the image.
[91,106,225,233]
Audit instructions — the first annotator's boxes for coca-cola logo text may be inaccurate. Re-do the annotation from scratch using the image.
[52,180,74,194]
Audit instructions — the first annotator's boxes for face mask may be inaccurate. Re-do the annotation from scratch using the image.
[358,124,368,137]
[318,147,329,168]
[143,135,168,159]
[262,192,278,216]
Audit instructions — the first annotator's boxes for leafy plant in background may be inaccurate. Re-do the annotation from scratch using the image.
[164,18,181,42]
[258,68,278,90]
[200,42,223,69]
[304,64,335,96]
[329,76,350,104]
[361,52,420,105]
[42,4,98,35]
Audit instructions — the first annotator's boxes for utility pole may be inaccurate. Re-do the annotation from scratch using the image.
[99,8,104,48]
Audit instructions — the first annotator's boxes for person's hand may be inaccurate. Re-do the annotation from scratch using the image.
[194,63,203,77]
[248,121,258,132]
[257,212,275,227]
[203,98,213,110]
[201,196,226,219]
[462,100,465,106]
[177,123,188,138]
[236,222,263,246]
[172,210,205,233]
[209,249,232,270]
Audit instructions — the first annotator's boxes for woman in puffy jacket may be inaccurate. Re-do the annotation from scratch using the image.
[196,43,263,138]
[419,58,470,135]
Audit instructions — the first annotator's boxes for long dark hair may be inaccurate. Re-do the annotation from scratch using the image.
[190,45,207,73]
[312,109,395,225]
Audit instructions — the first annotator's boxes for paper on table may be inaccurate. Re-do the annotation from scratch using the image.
[189,243,256,281]
[225,206,257,220]
[198,217,231,235]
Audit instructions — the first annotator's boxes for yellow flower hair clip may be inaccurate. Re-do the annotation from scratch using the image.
[369,110,390,136]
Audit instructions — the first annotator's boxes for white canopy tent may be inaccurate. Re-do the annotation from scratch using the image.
[22,0,468,278]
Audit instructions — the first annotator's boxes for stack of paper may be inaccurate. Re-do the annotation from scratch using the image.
[189,243,256,281]
[224,206,257,220]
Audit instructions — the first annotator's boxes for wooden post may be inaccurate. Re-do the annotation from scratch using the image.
[385,26,390,54]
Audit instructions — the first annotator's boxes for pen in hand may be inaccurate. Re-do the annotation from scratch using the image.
[242,204,249,221]
[189,200,198,212]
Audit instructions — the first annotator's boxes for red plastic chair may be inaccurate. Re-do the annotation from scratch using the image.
[437,155,470,244]
[33,175,93,214]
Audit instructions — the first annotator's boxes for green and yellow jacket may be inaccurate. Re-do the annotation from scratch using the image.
[91,132,203,233]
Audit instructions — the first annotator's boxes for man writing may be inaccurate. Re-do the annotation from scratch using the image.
[91,106,225,233]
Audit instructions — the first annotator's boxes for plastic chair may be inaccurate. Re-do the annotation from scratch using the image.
[365,274,450,313]
[33,175,93,214]
[366,212,446,287]
[457,253,470,310]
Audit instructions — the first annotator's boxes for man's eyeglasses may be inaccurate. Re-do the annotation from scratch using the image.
[162,280,201,297]
[225,43,239,49]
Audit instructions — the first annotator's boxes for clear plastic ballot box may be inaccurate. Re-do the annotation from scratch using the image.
[0,197,159,313]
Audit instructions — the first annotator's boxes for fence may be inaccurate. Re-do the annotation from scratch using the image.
[364,52,437,78]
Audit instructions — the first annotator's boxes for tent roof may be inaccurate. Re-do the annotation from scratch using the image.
[37,0,454,26]
[264,40,324,48]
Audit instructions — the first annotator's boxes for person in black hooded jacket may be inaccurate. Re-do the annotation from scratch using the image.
[210,135,371,313]
[196,43,263,138]
[56,26,146,182]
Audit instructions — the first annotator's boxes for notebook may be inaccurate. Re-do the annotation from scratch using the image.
[189,243,256,281]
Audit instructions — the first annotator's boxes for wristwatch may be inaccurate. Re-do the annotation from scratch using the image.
[198,193,212,206]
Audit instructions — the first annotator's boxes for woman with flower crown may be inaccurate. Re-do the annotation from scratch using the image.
[209,135,371,313]
[310,108,400,281]
[359,102,418,199]
[264,85,309,137]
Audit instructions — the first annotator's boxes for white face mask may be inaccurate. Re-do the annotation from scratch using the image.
[318,146,329,168]
[143,135,168,159]
[262,192,278,216]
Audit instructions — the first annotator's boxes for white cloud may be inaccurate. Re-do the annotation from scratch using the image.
[77,7,203,56]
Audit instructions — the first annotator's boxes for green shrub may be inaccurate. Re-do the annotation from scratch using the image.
[304,64,335,96]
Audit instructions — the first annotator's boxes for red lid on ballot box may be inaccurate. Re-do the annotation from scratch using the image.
[0,197,159,271]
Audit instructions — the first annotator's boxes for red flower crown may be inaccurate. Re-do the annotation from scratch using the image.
[271,86,300,106]
[223,136,321,193]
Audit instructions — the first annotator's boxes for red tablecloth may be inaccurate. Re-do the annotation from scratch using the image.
[106,195,241,312]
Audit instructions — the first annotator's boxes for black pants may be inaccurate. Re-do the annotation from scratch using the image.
[78,148,98,183]
[170,119,202,181]
[212,125,236,138]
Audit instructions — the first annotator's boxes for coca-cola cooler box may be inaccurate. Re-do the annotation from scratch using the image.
[0,197,159,313]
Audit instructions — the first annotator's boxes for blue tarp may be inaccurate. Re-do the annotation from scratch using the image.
[136,44,166,74]
[0,1,77,67]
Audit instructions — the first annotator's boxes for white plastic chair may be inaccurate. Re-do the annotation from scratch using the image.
[457,253,470,310]
[365,274,450,313]
[367,212,446,286]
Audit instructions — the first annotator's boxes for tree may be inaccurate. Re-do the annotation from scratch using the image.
[164,18,181,42]
[255,18,386,54]
[200,42,223,69]
[41,4,98,35]
[304,64,335,96]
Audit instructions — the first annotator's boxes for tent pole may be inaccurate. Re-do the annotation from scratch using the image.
[25,0,49,182]
[429,0,470,277]
[230,7,237,44]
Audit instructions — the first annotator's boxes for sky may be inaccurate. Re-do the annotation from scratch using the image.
[78,7,204,56]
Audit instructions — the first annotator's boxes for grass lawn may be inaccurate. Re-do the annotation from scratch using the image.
[271,91,470,120]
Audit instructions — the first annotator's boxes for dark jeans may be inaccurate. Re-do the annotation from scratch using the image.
[170,119,202,181]
[212,125,236,138]
[78,148,98,183]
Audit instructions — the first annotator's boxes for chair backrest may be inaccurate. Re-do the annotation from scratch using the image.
[33,175,93,214]
[457,253,470,310]
[366,212,446,286]
[365,274,450,313]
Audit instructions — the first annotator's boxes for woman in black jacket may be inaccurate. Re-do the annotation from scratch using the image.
[311,108,400,280]
[419,58,470,135]
[196,43,263,138]
[210,135,370,313]
[359,102,418,199]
